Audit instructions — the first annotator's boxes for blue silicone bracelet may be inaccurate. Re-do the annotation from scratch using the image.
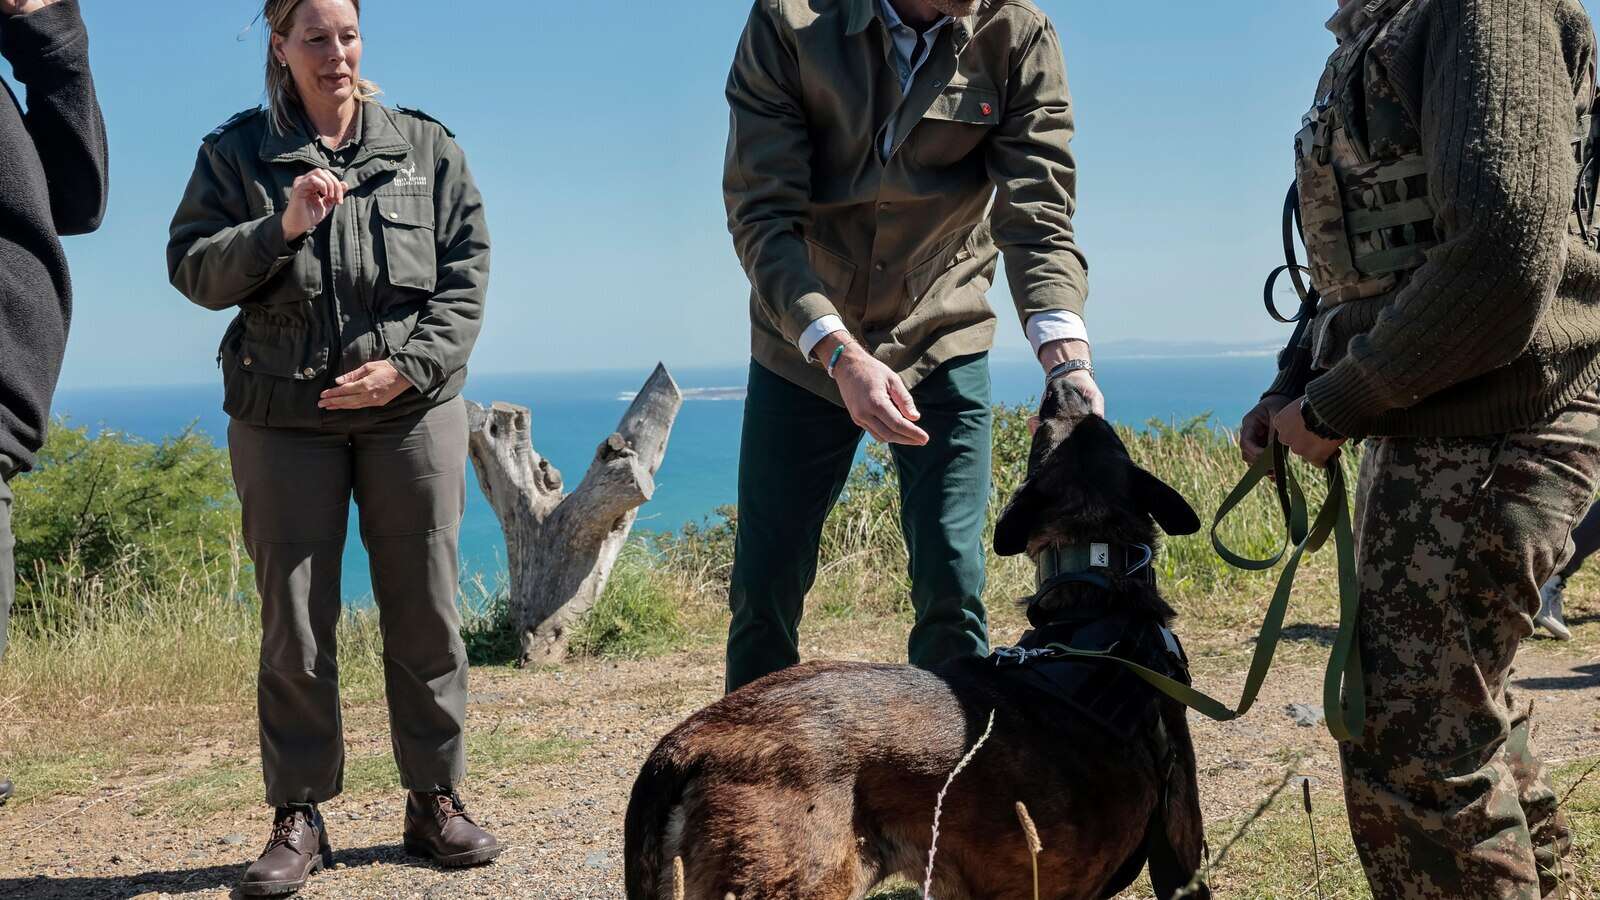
[826,343,847,378]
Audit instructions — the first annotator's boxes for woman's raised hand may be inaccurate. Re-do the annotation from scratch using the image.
[282,169,346,241]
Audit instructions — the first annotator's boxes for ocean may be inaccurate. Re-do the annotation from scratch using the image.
[51,354,1278,603]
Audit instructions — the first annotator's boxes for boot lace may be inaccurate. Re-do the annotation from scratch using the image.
[264,808,306,852]
[430,791,473,827]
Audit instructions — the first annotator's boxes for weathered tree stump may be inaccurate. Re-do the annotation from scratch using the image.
[465,364,683,666]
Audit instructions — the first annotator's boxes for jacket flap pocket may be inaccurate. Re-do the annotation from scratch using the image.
[237,314,326,381]
[806,238,857,299]
[375,193,436,230]
[905,227,974,303]
[376,194,438,292]
[924,84,1000,125]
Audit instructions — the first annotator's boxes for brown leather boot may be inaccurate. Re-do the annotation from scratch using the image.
[403,790,502,867]
[238,805,332,896]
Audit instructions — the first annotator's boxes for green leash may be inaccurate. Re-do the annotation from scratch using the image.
[1039,441,1366,742]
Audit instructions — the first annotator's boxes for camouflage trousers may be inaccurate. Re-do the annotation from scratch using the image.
[1342,391,1600,899]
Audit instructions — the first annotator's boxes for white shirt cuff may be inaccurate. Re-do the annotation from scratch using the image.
[798,314,847,361]
[1025,310,1089,358]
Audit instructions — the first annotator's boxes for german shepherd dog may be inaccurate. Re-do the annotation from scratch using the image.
[624,383,1210,899]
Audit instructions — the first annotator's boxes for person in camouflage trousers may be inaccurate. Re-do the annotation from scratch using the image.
[1241,0,1600,896]
[1342,398,1600,896]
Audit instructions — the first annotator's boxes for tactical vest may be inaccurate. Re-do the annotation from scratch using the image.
[1290,0,1600,312]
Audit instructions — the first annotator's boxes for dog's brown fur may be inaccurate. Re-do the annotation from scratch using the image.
[624,383,1210,900]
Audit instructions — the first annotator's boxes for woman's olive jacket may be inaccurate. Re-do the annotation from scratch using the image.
[167,103,489,427]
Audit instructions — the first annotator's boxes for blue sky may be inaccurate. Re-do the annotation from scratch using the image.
[17,1,1561,388]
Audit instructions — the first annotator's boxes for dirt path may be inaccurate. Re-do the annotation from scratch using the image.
[1,617,1597,899]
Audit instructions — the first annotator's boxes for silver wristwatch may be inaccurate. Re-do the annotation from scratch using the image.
[1046,359,1094,382]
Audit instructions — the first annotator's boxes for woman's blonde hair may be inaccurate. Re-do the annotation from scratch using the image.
[263,0,381,135]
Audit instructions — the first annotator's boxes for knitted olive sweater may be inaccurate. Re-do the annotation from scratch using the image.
[1298,0,1600,439]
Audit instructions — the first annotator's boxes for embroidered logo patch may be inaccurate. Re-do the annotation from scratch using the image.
[393,162,428,188]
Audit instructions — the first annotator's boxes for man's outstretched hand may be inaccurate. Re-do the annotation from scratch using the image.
[1038,338,1105,418]
[0,1,60,16]
[822,338,929,446]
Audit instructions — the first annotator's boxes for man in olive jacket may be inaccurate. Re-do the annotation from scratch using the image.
[0,0,108,806]
[722,0,1098,690]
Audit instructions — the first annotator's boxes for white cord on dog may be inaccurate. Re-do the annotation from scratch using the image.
[922,709,997,900]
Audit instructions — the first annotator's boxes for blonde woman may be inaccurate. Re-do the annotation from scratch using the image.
[167,0,495,893]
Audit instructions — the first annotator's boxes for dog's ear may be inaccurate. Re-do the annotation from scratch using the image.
[995,480,1048,557]
[1130,465,1201,536]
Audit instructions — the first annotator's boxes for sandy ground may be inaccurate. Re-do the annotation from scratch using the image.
[0,615,1596,900]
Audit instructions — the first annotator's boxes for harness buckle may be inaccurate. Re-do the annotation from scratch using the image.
[991,645,1060,668]
[991,646,1031,667]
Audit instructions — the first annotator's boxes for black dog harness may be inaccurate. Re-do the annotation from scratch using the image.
[986,542,1195,898]
[993,539,1184,740]
[990,613,1189,741]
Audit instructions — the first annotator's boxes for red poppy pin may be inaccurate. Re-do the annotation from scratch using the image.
[980,102,993,117]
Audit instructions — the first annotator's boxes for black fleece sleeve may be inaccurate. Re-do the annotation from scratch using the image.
[0,0,108,235]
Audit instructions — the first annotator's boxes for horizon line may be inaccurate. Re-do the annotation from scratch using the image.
[54,341,1279,394]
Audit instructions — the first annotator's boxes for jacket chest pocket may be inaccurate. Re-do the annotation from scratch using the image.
[375,193,438,294]
[910,83,1000,169]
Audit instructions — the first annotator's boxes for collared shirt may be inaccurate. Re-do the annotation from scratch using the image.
[796,0,1088,365]
[878,0,955,160]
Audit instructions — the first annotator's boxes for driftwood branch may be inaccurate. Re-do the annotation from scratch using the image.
[466,364,683,666]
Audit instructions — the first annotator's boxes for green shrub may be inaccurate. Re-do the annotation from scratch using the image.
[568,543,686,659]
[9,421,240,631]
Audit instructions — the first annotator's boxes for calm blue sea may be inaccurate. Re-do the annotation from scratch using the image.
[51,354,1276,603]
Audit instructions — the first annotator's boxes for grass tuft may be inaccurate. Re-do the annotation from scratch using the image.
[569,543,688,659]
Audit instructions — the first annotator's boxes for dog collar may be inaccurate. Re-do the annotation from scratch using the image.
[1034,542,1155,591]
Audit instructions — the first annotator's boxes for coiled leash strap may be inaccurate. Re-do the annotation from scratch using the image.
[1033,443,1365,742]
[1207,442,1364,742]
